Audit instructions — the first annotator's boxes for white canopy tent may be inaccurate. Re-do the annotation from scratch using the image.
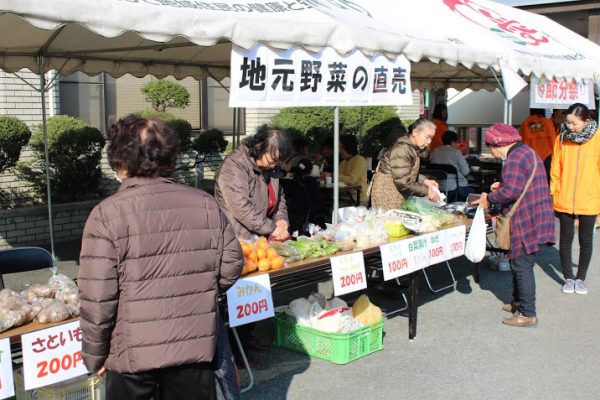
[1,0,600,254]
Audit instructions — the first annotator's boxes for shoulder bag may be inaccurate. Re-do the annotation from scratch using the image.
[493,149,537,250]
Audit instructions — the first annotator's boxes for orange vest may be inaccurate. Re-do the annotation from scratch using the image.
[430,119,448,153]
[550,128,600,215]
[519,115,556,162]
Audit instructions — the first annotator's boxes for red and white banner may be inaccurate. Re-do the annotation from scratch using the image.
[530,77,595,109]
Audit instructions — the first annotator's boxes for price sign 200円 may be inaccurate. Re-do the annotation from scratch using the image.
[330,252,367,296]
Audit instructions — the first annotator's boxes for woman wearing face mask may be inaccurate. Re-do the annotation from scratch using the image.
[372,118,441,209]
[550,103,600,295]
[215,124,293,241]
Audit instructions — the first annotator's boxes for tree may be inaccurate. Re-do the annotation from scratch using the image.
[0,116,31,174]
[271,106,401,154]
[141,80,190,112]
[15,115,105,203]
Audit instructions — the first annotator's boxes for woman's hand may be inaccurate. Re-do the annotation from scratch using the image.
[272,220,290,241]
[490,182,501,191]
[97,366,106,377]
[423,179,439,188]
[472,192,490,209]
[427,187,441,203]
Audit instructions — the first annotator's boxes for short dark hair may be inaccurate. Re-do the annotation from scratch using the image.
[339,134,358,156]
[566,103,591,121]
[107,114,180,178]
[243,124,293,162]
[442,130,459,145]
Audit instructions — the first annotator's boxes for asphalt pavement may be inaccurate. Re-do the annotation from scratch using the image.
[5,226,599,400]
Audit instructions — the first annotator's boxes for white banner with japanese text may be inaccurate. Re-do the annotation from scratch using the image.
[230,45,413,107]
[21,321,87,390]
[530,77,595,109]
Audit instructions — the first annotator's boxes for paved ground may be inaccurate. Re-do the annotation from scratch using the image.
[6,227,599,400]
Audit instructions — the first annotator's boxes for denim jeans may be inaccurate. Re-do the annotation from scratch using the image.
[510,247,537,317]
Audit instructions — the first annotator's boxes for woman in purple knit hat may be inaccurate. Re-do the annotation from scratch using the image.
[474,123,555,328]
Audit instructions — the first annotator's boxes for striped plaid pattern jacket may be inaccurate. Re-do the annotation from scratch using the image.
[488,143,555,259]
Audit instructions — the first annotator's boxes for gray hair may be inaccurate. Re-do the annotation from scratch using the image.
[410,118,436,134]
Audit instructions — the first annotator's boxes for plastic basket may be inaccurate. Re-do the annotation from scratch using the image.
[14,369,105,400]
[274,314,384,364]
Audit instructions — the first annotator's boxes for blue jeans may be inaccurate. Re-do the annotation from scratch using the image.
[511,247,537,317]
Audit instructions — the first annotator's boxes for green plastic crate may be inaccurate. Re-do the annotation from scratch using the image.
[274,314,384,364]
[14,369,105,400]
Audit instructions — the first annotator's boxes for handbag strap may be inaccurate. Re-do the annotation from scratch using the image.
[505,149,537,218]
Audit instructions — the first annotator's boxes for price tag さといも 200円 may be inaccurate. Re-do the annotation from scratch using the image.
[330,251,367,296]
[21,320,88,390]
[226,274,274,328]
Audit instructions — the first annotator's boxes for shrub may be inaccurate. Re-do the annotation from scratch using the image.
[135,110,192,152]
[191,129,228,159]
[0,116,31,173]
[271,106,400,155]
[141,80,190,112]
[16,115,105,203]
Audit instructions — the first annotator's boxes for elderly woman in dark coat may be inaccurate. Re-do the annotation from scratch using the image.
[214,125,293,241]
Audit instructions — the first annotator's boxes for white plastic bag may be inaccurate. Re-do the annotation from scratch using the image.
[465,206,486,263]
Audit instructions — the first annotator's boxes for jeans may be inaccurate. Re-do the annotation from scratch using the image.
[510,247,537,317]
[557,212,596,281]
[105,363,216,400]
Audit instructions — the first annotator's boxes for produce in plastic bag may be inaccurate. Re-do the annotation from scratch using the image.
[21,283,55,301]
[30,297,55,318]
[352,295,383,326]
[355,220,388,247]
[287,298,312,327]
[36,300,70,323]
[0,289,20,301]
[0,295,32,331]
[314,307,354,333]
[403,196,454,226]
[55,286,79,304]
[48,274,78,292]
[65,302,81,318]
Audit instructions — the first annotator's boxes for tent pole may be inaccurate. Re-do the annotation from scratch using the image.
[37,56,55,259]
[333,107,340,225]
[507,99,513,125]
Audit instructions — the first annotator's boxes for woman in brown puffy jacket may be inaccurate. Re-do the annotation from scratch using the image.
[214,125,293,241]
[78,115,243,400]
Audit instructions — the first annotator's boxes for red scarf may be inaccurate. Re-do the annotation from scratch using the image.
[267,182,277,217]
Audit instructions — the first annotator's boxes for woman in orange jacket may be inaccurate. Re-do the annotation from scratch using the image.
[550,103,600,295]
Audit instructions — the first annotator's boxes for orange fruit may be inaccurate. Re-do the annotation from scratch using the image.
[256,237,270,251]
[256,248,267,260]
[241,243,253,257]
[266,248,279,259]
[241,264,248,276]
[271,255,285,270]
[257,258,271,271]
[246,259,258,273]
[248,251,258,263]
